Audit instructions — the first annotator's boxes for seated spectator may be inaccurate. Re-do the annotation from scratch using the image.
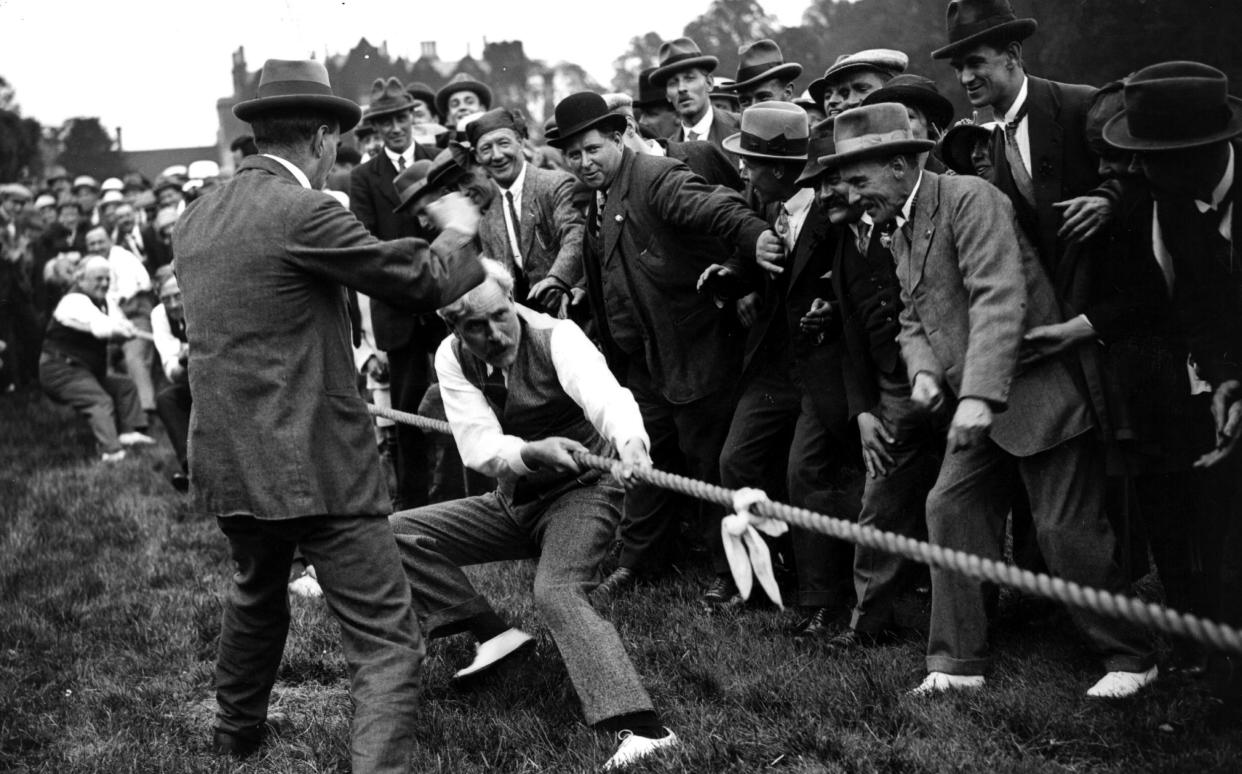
[85,226,156,415]
[39,255,153,461]
[151,271,190,491]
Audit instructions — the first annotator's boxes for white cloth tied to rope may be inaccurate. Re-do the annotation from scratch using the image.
[720,487,787,608]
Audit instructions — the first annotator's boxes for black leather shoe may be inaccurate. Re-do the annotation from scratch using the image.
[592,567,636,604]
[702,575,740,606]
[791,607,833,638]
[171,472,190,493]
[211,713,289,758]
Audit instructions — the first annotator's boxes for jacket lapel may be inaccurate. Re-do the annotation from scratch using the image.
[601,149,636,261]
[519,165,541,259]
[908,173,940,288]
[788,202,828,291]
[372,154,402,209]
[1026,77,1063,214]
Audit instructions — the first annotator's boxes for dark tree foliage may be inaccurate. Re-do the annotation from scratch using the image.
[56,117,128,179]
[0,111,43,183]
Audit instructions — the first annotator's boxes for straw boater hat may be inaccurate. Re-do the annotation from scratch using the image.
[797,118,838,187]
[818,103,936,168]
[649,38,719,88]
[1103,61,1242,152]
[808,49,908,107]
[930,0,1038,60]
[363,77,416,122]
[725,39,802,91]
[722,101,809,162]
[234,58,362,131]
[547,92,629,149]
[434,73,493,120]
[861,74,955,133]
[72,175,100,193]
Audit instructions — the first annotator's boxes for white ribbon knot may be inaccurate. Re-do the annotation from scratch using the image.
[720,488,787,608]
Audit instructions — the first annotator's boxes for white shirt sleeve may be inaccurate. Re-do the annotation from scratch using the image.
[52,293,128,339]
[434,336,533,478]
[549,318,649,452]
[352,293,376,374]
[107,246,151,303]
[149,304,183,380]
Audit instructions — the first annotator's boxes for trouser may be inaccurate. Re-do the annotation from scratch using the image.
[215,513,423,774]
[155,379,192,470]
[120,314,156,412]
[925,432,1154,676]
[387,342,432,509]
[389,474,653,725]
[39,352,144,454]
[618,357,736,572]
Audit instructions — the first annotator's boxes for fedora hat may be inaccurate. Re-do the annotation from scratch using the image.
[234,58,362,131]
[727,39,802,91]
[547,92,628,149]
[427,149,468,191]
[435,73,493,120]
[393,159,437,214]
[722,101,809,161]
[931,0,1038,60]
[938,120,998,174]
[862,74,955,133]
[649,38,719,88]
[633,67,670,109]
[797,118,839,186]
[819,103,936,168]
[405,81,437,109]
[808,49,908,107]
[1103,61,1242,152]
[364,77,416,122]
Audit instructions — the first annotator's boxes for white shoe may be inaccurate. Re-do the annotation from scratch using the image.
[452,628,534,680]
[909,671,986,696]
[602,728,679,771]
[1086,665,1157,698]
[288,573,323,598]
[118,431,155,447]
[100,449,127,463]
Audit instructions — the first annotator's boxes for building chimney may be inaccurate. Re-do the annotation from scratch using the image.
[421,41,437,60]
[115,126,123,152]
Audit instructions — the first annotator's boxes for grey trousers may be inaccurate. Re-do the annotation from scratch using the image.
[215,514,423,774]
[389,473,654,726]
[925,432,1154,676]
[120,313,156,412]
[39,352,144,453]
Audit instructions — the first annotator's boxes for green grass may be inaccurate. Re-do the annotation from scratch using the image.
[3,388,1241,772]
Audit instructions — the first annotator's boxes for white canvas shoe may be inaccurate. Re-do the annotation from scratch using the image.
[118,431,156,447]
[288,573,323,598]
[100,449,127,463]
[1086,666,1157,698]
[909,671,986,696]
[452,628,534,680]
[602,728,679,771]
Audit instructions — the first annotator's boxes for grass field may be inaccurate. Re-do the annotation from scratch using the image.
[3,387,1242,773]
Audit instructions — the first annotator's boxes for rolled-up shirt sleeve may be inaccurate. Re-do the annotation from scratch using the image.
[52,293,128,340]
[434,337,533,478]
[150,303,184,380]
[549,318,649,453]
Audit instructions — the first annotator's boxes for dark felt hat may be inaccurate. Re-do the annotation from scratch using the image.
[649,38,719,88]
[406,82,437,108]
[797,118,839,186]
[435,73,494,120]
[861,74,955,133]
[727,39,802,91]
[1103,61,1242,151]
[363,77,416,122]
[547,92,628,149]
[234,58,362,131]
[426,149,467,191]
[931,0,1038,60]
[938,121,996,174]
[722,101,809,161]
[393,159,437,214]
[818,103,936,168]
[633,67,670,109]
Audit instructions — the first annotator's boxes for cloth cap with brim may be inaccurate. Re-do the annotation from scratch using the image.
[808,49,908,107]
[547,92,628,149]
[938,121,998,174]
[0,183,33,201]
[406,82,437,109]
[797,118,839,186]
[234,58,362,132]
[633,67,670,109]
[72,175,100,192]
[1103,61,1242,152]
[465,108,527,148]
[931,0,1038,60]
[34,194,56,209]
[363,77,416,122]
[862,74,955,133]
[435,73,494,120]
[393,159,438,214]
[726,39,803,91]
[649,37,719,88]
[820,103,936,168]
[722,101,809,161]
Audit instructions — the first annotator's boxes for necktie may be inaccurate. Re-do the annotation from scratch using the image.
[505,190,523,262]
[483,366,507,415]
[396,155,407,172]
[593,190,607,237]
[687,130,700,142]
[1001,108,1035,209]
[855,220,872,256]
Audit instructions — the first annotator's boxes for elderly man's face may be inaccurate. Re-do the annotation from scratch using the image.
[85,228,112,256]
[452,280,521,368]
[562,129,625,191]
[824,70,889,118]
[738,77,795,110]
[373,109,413,154]
[816,168,864,224]
[447,91,484,127]
[950,43,1020,109]
[839,156,912,226]
[78,262,111,302]
[475,127,525,188]
[665,68,711,124]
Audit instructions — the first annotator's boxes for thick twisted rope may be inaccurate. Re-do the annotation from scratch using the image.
[368,403,1242,655]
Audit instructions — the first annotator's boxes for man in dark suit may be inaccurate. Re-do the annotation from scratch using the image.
[650,37,741,155]
[608,93,743,191]
[828,103,1154,697]
[349,76,439,509]
[722,39,801,111]
[549,92,783,595]
[175,59,484,771]
[466,108,586,316]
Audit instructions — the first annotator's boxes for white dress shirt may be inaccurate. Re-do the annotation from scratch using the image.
[150,303,186,381]
[52,292,129,339]
[896,171,925,233]
[105,245,151,306]
[779,187,815,251]
[435,305,649,479]
[683,107,715,141]
[384,144,416,174]
[1001,76,1032,174]
[498,161,529,269]
[262,153,311,189]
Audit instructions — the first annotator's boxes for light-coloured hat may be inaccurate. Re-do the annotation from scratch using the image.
[0,183,33,200]
[100,177,124,192]
[160,165,188,179]
[35,193,57,209]
[187,160,220,180]
[100,190,125,205]
[808,49,908,107]
[818,103,936,167]
[71,175,100,192]
[721,101,810,161]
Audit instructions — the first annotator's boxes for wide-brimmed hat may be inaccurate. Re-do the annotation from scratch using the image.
[393,159,437,214]
[931,0,1038,60]
[405,82,437,109]
[722,101,809,161]
[364,77,416,122]
[427,149,467,191]
[153,176,183,196]
[633,67,669,109]
[234,58,361,131]
[862,74,955,133]
[797,118,838,186]
[710,78,741,110]
[1103,61,1242,152]
[435,73,493,120]
[649,38,719,88]
[547,92,628,149]
[938,120,998,174]
[808,49,908,107]
[727,39,802,91]
[819,103,936,168]
[465,108,527,147]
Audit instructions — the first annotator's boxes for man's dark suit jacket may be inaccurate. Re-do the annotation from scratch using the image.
[660,138,744,191]
[668,107,741,156]
[582,148,769,404]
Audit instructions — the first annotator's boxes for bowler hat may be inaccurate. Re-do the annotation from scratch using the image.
[234,58,362,131]
[547,92,628,149]
[728,39,802,91]
[722,101,809,161]
[435,73,493,121]
[393,159,437,214]
[465,108,527,147]
[818,103,935,168]
[1103,61,1242,151]
[633,67,670,109]
[405,82,437,110]
[797,118,839,186]
[938,121,998,174]
[931,0,1038,60]
[808,49,908,108]
[364,77,416,122]
[649,38,719,88]
[862,74,955,134]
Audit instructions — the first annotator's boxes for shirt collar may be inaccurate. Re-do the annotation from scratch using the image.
[499,160,528,197]
[1002,76,1030,125]
[1196,143,1234,213]
[783,187,814,219]
[896,171,925,230]
[686,107,714,138]
[261,153,311,189]
[383,144,415,169]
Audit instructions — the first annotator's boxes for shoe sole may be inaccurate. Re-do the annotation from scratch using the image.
[451,637,536,684]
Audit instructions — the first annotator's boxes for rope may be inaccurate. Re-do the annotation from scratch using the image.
[367,403,1242,656]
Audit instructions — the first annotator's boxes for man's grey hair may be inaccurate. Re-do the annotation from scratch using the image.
[437,257,514,326]
[73,254,110,284]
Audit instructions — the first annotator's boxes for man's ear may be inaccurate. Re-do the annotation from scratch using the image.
[312,125,330,158]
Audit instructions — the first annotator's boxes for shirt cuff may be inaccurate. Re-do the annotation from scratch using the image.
[498,436,533,477]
